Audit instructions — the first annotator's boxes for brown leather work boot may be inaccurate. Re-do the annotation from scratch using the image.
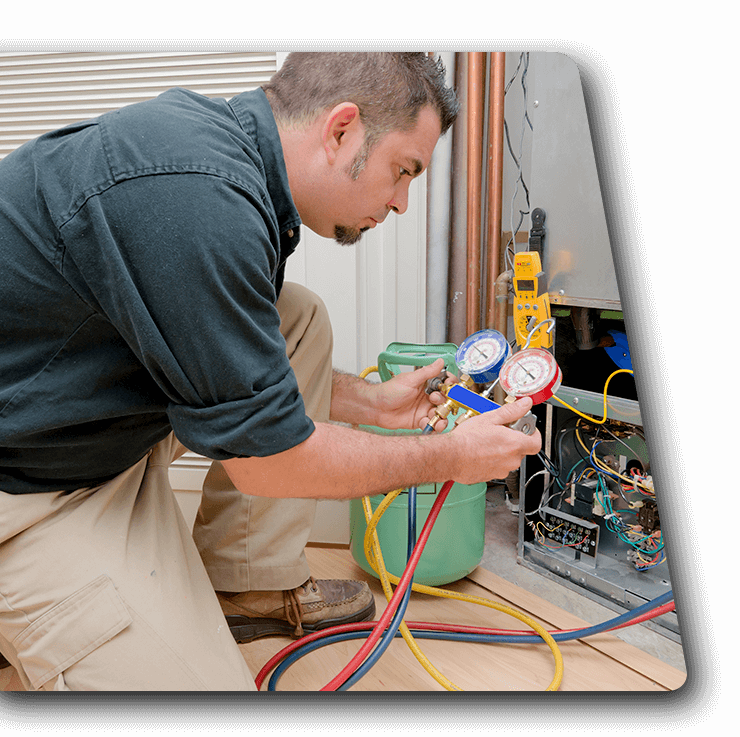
[217,577,376,642]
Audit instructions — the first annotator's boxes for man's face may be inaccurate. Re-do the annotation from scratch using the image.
[325,106,442,246]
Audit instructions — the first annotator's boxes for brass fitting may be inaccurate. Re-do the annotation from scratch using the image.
[425,374,477,432]
[454,408,477,428]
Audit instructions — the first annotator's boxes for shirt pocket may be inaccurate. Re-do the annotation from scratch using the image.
[12,574,132,691]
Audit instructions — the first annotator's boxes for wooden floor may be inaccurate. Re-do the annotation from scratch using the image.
[0,545,686,692]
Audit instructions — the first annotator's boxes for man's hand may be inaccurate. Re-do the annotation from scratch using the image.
[447,397,542,483]
[369,357,454,432]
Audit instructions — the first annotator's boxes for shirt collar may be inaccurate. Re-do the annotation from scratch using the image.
[228,87,302,238]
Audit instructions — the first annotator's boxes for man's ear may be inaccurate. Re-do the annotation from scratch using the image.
[321,102,362,165]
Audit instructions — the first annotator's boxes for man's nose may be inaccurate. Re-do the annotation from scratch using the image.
[388,182,410,215]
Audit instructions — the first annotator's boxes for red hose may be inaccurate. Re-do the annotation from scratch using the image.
[254,590,675,690]
[318,479,455,690]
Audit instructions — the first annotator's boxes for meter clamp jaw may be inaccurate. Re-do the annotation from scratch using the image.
[513,251,553,350]
[528,207,546,253]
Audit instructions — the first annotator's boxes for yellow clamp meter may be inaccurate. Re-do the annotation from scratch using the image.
[513,251,552,349]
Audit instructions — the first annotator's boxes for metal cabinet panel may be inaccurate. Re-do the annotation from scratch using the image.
[529,53,621,310]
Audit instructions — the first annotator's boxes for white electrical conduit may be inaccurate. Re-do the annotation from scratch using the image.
[425,51,456,345]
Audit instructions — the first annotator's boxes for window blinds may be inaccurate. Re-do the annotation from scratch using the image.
[0,50,278,159]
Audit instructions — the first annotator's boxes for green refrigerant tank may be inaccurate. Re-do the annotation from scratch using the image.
[348,342,488,587]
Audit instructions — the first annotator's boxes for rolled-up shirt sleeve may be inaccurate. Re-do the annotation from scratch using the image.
[59,170,315,460]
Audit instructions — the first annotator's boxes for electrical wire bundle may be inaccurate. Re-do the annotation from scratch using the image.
[526,422,665,572]
[576,422,664,572]
[593,474,665,571]
[522,368,666,572]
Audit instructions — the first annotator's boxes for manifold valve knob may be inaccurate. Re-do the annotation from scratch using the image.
[425,370,448,395]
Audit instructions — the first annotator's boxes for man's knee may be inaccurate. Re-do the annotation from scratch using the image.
[277,282,333,360]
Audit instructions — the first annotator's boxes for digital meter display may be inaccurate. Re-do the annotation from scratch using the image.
[455,329,511,384]
[498,348,562,405]
[515,279,535,292]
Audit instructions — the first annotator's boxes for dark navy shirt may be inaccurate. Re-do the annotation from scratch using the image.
[0,87,314,493]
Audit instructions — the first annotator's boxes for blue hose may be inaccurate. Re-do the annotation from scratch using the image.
[266,587,674,690]
[334,483,418,690]
[276,423,438,691]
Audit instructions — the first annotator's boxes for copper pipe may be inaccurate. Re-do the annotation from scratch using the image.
[447,52,469,346]
[466,52,486,336]
[485,52,506,328]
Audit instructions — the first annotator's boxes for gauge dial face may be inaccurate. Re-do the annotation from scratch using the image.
[455,330,510,383]
[498,348,562,403]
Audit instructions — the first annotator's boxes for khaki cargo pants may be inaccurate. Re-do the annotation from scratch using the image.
[0,283,333,691]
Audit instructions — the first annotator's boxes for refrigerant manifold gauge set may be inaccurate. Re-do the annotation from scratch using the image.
[425,326,561,435]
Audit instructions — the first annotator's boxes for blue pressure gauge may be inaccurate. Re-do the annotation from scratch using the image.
[455,329,511,384]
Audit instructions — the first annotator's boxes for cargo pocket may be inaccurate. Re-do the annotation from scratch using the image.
[12,574,132,691]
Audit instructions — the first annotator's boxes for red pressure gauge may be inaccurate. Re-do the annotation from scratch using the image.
[498,348,562,405]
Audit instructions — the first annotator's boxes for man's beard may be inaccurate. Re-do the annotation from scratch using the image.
[334,224,368,246]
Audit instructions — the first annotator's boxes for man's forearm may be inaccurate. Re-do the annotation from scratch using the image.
[222,421,453,501]
[221,398,541,501]
[329,369,379,427]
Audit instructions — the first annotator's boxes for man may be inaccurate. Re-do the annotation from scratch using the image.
[0,52,540,690]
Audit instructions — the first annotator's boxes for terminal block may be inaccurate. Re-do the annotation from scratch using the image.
[541,507,599,558]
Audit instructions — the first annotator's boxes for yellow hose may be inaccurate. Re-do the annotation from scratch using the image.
[362,492,564,691]
[357,364,564,691]
[361,493,463,691]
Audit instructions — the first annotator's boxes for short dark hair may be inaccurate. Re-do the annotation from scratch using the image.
[263,52,459,151]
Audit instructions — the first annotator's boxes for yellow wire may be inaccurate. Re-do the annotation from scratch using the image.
[574,422,653,494]
[551,368,634,425]
[356,365,563,691]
